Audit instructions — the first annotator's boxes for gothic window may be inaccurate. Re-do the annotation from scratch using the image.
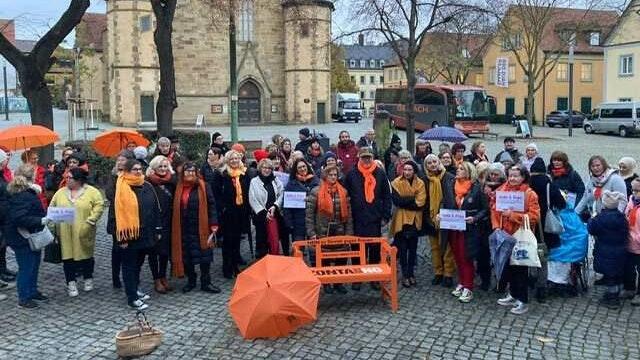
[238,0,254,42]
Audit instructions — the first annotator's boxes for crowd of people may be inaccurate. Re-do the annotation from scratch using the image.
[0,128,639,315]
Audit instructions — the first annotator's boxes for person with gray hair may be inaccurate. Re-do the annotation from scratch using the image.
[152,136,178,165]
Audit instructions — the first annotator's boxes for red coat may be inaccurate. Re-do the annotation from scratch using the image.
[336,140,358,174]
[34,165,48,209]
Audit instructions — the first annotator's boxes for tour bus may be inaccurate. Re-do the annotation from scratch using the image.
[374,84,494,134]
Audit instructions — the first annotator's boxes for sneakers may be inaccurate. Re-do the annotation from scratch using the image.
[0,280,15,291]
[32,292,48,301]
[497,294,517,306]
[128,299,149,310]
[451,284,464,297]
[619,290,635,300]
[67,281,79,297]
[458,289,473,303]
[137,290,151,301]
[510,300,529,315]
[599,293,621,310]
[18,300,38,309]
[0,293,7,301]
[83,279,94,292]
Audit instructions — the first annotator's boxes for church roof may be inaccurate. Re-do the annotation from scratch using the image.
[76,13,107,51]
[342,44,395,62]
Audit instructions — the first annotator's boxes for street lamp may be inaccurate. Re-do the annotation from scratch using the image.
[568,43,574,137]
[2,60,8,121]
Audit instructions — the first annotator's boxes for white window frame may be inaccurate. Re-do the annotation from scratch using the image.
[556,63,568,82]
[620,55,634,76]
[580,63,593,82]
[589,32,600,46]
[379,60,385,67]
[360,60,366,68]
[349,59,356,68]
[370,59,376,68]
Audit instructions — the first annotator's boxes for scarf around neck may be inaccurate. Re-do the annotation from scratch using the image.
[317,181,349,222]
[455,179,472,208]
[228,166,246,206]
[592,168,615,200]
[427,170,445,220]
[296,173,314,183]
[551,166,568,178]
[357,161,377,203]
[148,171,173,185]
[115,173,145,242]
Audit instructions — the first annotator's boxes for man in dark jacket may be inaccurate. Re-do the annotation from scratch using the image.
[336,130,359,175]
[345,147,392,291]
[0,149,16,285]
[356,129,378,158]
[494,137,522,165]
[295,128,314,154]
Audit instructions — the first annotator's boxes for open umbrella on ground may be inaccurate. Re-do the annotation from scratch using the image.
[229,255,321,339]
[489,229,517,282]
[93,128,150,157]
[0,125,60,151]
[418,126,468,143]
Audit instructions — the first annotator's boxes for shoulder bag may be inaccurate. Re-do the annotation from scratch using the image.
[18,226,55,251]
[544,183,564,234]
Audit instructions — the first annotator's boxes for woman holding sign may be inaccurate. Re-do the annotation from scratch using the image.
[440,162,488,302]
[49,168,104,297]
[491,164,540,315]
[249,159,285,258]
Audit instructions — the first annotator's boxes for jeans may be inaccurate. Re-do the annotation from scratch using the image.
[121,247,147,304]
[13,246,41,303]
[63,258,95,283]
[396,231,418,278]
[148,252,169,280]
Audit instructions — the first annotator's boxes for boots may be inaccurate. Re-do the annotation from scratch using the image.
[599,292,621,309]
[182,277,197,293]
[535,287,547,303]
[160,278,173,292]
[154,279,167,294]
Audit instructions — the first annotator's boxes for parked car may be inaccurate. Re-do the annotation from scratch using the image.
[584,102,640,137]
[545,110,586,128]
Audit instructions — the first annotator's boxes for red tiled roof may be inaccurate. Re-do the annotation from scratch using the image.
[0,19,16,44]
[76,13,107,51]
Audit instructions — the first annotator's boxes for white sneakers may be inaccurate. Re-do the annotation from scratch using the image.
[83,279,93,292]
[451,285,464,297]
[497,294,529,314]
[137,290,150,301]
[458,289,473,303]
[497,294,517,306]
[67,281,79,297]
[129,299,149,310]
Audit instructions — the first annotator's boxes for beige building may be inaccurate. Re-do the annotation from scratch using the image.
[75,13,107,114]
[604,0,640,102]
[84,0,333,127]
[484,7,617,123]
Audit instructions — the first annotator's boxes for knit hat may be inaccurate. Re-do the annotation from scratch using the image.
[231,143,246,154]
[602,190,626,209]
[0,149,7,163]
[525,143,538,152]
[133,146,148,160]
[322,151,337,166]
[299,128,311,138]
[253,149,269,163]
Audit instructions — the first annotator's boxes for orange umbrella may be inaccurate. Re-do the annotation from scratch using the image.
[93,128,150,157]
[0,125,60,151]
[229,255,321,339]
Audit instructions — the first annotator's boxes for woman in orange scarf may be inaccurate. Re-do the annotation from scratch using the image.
[440,161,488,303]
[114,159,161,311]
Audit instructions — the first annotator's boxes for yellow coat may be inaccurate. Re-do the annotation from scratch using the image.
[49,185,105,261]
[390,176,427,236]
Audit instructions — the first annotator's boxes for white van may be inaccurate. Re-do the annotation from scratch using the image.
[584,102,640,137]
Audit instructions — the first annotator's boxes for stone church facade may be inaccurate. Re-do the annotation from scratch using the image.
[83,0,333,127]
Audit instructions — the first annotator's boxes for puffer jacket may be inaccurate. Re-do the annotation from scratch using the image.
[588,208,629,277]
[305,185,353,238]
[4,188,46,250]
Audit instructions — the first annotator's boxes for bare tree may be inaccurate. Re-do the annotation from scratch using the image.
[0,0,90,161]
[151,0,178,137]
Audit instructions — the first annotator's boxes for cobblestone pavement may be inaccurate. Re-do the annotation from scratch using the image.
[1,119,640,359]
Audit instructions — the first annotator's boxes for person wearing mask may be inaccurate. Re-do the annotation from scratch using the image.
[114,160,160,310]
[356,129,378,158]
[588,191,629,309]
[451,143,466,167]
[547,151,585,208]
[439,151,456,175]
[390,160,426,288]
[624,178,640,306]
[521,143,540,172]
[465,141,490,165]
[423,154,456,287]
[383,134,402,171]
[213,150,250,279]
[295,128,314,154]
[576,155,628,219]
[284,159,319,246]
[492,164,541,315]
[249,159,286,258]
[49,168,104,297]
[494,137,522,165]
[146,156,176,294]
[345,147,392,291]
[306,165,353,294]
[528,157,566,302]
[336,130,359,174]
[20,149,47,209]
[278,138,293,171]
[171,163,220,294]
[210,132,230,155]
[0,149,16,286]
[413,139,432,175]
[306,139,325,175]
[441,161,488,302]
[617,157,639,198]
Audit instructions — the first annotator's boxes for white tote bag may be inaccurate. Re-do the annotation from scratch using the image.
[510,215,541,267]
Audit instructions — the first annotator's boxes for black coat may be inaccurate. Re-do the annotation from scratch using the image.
[588,208,629,278]
[283,176,320,239]
[4,188,46,250]
[344,166,392,236]
[548,164,585,206]
[125,182,160,250]
[624,174,639,198]
[179,183,217,265]
[212,170,250,236]
[0,176,8,227]
[295,138,314,155]
[440,180,488,260]
[356,137,379,158]
[529,174,567,248]
[149,180,175,256]
[201,163,220,190]
[105,174,118,235]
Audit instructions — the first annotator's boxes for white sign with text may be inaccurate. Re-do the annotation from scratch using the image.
[283,191,307,209]
[439,209,467,231]
[496,191,525,212]
[47,207,76,223]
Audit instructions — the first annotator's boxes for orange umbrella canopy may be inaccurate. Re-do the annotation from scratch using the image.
[93,128,150,157]
[229,255,321,339]
[0,125,60,151]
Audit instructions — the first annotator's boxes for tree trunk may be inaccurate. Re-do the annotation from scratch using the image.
[20,59,55,163]
[527,78,535,136]
[152,0,177,137]
[405,58,416,153]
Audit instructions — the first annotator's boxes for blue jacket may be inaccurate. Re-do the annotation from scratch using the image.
[4,189,46,250]
[283,176,319,239]
[588,208,629,278]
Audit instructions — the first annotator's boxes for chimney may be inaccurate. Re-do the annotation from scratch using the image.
[358,33,364,46]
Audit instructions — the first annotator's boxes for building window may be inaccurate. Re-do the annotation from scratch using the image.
[369,91,375,99]
[360,76,365,84]
[350,75,355,84]
[349,59,356,68]
[139,15,152,32]
[462,48,470,58]
[360,60,366,68]
[556,97,568,111]
[238,0,254,42]
[556,63,568,82]
[488,67,496,84]
[619,97,632,102]
[501,33,521,50]
[380,60,385,67]
[370,59,376,68]
[580,63,592,82]
[360,91,365,98]
[394,69,399,80]
[620,55,633,76]
[508,65,516,82]
[342,60,346,67]
[380,76,384,84]
[580,97,592,114]
[370,75,375,84]
[589,32,600,46]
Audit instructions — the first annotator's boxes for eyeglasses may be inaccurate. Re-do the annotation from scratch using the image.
[131,167,143,172]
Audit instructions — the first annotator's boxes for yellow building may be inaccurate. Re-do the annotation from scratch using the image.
[75,13,107,114]
[604,0,640,102]
[484,7,617,123]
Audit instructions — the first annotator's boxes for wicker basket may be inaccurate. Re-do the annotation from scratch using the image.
[115,312,163,358]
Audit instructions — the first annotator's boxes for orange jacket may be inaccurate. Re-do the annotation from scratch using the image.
[490,183,540,235]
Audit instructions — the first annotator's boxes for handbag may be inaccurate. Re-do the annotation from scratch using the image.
[510,215,541,267]
[43,238,62,264]
[18,226,54,251]
[544,183,564,234]
[266,216,281,255]
[115,311,163,358]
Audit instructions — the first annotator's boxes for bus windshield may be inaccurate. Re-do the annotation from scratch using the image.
[453,90,489,119]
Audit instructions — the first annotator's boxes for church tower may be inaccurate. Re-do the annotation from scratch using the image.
[283,0,333,124]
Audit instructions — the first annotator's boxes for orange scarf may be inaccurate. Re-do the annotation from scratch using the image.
[228,166,246,206]
[454,179,472,208]
[296,173,314,183]
[171,177,211,278]
[357,161,377,203]
[115,173,145,242]
[317,181,349,222]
